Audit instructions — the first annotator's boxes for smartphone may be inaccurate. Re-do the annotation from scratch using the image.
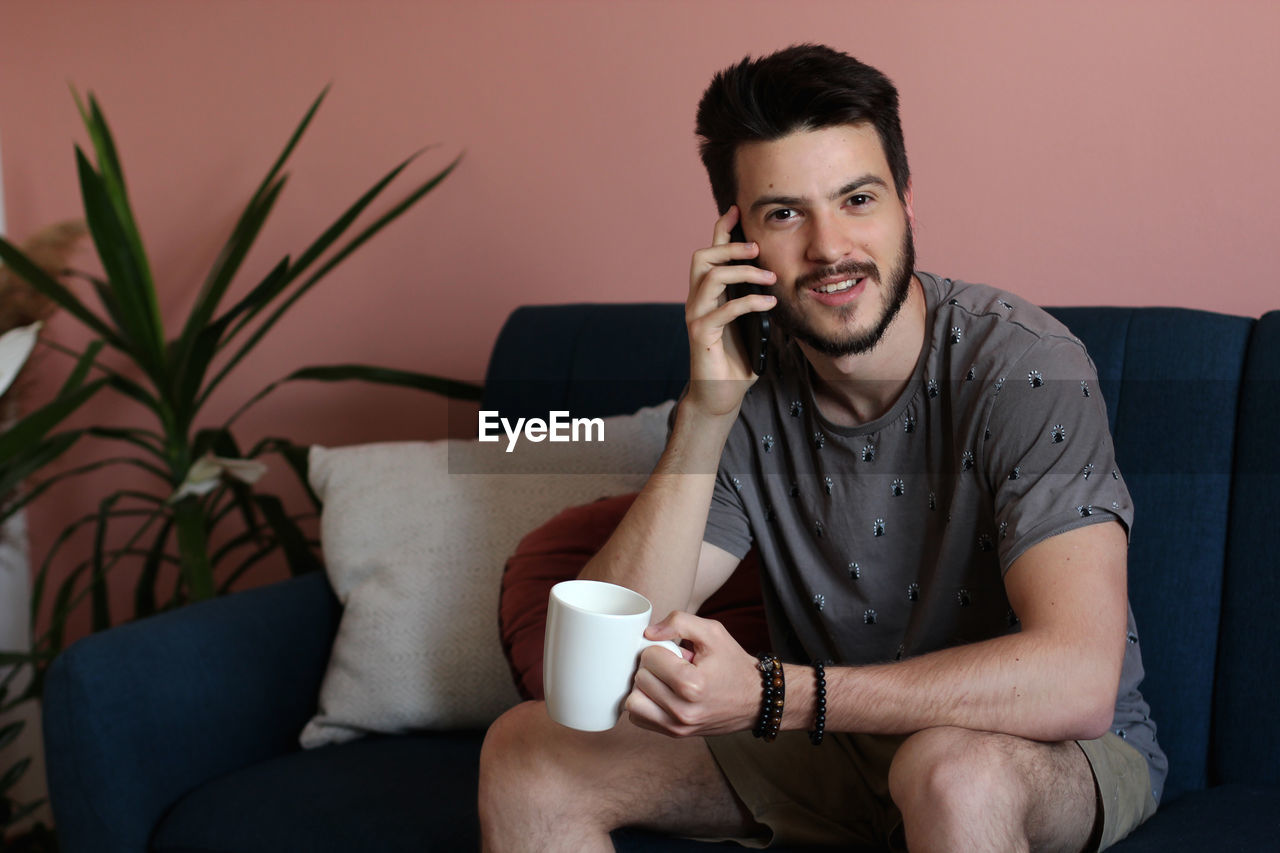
[724,224,771,375]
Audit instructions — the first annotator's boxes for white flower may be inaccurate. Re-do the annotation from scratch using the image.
[0,322,42,400]
[170,452,268,503]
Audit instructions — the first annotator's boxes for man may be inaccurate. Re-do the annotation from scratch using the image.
[480,44,1165,852]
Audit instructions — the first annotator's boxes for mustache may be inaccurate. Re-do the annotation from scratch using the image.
[794,259,880,290]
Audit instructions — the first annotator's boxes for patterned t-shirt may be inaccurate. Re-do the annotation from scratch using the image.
[703,271,1168,802]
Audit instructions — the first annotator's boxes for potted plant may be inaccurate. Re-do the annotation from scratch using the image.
[0,87,480,846]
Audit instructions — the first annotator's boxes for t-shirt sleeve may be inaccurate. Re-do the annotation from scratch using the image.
[703,419,754,560]
[980,334,1134,571]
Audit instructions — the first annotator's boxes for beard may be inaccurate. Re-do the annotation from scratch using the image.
[769,225,916,358]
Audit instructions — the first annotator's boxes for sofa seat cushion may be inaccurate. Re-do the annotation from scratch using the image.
[151,732,486,852]
[1108,785,1280,851]
[150,730,847,853]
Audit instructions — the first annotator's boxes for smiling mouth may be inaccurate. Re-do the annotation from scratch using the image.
[814,278,861,294]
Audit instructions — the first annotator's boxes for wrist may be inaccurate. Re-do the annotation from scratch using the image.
[676,381,747,428]
[777,662,827,743]
[660,400,737,476]
[779,663,813,732]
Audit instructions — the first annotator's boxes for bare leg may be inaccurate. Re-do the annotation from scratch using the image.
[479,701,758,853]
[888,726,1099,853]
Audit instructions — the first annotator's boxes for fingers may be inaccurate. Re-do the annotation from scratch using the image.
[626,644,706,737]
[689,205,775,302]
[712,204,740,246]
[625,612,757,738]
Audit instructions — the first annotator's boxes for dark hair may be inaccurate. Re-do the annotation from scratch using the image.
[695,44,910,212]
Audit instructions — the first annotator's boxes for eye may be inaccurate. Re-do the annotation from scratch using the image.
[766,208,798,223]
[846,193,873,208]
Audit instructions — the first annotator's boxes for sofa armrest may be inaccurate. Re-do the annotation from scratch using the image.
[42,571,341,853]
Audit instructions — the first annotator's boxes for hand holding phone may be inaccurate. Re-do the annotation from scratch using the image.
[724,224,772,375]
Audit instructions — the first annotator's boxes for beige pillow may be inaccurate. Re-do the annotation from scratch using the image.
[299,400,674,747]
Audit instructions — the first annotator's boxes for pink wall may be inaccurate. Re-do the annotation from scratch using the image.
[3,1,1279,633]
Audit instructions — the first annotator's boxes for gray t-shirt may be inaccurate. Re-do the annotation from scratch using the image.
[703,271,1167,801]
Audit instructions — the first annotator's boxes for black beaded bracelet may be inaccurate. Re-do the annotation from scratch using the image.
[809,661,826,746]
[752,653,784,742]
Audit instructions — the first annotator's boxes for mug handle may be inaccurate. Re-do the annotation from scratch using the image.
[640,638,685,659]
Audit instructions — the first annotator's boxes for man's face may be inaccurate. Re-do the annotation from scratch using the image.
[734,123,915,358]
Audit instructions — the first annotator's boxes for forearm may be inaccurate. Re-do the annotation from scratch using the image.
[578,400,736,620]
[780,630,1121,743]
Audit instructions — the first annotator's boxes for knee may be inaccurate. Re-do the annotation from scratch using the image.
[888,726,1026,821]
[479,702,554,810]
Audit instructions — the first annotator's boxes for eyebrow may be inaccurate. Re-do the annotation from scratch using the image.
[748,174,889,212]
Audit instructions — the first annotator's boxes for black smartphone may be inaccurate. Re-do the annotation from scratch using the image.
[724,224,771,375]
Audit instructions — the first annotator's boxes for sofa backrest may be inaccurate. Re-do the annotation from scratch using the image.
[1049,307,1252,802]
[483,301,1278,804]
[1215,310,1280,790]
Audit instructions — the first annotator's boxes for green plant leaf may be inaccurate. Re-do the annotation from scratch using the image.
[219,149,428,352]
[0,651,53,668]
[224,363,482,430]
[209,519,270,571]
[208,256,291,341]
[247,86,329,215]
[217,540,280,594]
[57,340,106,396]
[206,153,462,403]
[0,433,81,522]
[90,494,125,631]
[0,757,30,794]
[171,176,288,407]
[253,494,322,576]
[35,337,162,417]
[34,507,162,654]
[75,147,164,375]
[72,89,161,334]
[1,799,50,834]
[2,453,168,530]
[292,153,426,283]
[192,85,331,358]
[0,379,105,466]
[134,516,175,619]
[85,426,166,461]
[0,721,21,753]
[172,312,237,435]
[248,436,320,510]
[292,364,483,398]
[0,237,122,347]
[104,372,163,417]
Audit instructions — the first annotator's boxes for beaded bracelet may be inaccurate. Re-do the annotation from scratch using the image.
[752,653,784,742]
[809,661,827,746]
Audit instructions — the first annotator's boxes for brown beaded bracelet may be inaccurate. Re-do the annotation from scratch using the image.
[752,653,784,742]
[808,661,826,746]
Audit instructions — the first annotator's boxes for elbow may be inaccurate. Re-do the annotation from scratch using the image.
[1069,700,1115,742]
[1032,656,1120,742]
[1038,694,1112,743]
[1041,637,1124,742]
[1055,675,1120,742]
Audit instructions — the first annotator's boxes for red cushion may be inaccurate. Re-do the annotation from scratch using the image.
[500,493,769,700]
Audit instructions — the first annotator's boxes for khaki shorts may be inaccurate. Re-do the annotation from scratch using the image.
[706,729,1158,851]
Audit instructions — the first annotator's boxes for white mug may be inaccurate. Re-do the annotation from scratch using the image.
[543,579,683,732]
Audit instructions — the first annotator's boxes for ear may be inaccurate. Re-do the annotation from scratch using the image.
[903,180,917,232]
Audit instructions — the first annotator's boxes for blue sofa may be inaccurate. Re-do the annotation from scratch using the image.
[42,301,1280,851]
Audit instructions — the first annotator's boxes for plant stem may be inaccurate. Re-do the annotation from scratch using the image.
[172,498,213,601]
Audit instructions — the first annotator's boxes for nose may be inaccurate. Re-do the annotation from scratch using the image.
[804,211,854,266]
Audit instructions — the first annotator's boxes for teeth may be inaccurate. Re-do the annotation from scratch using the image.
[817,279,856,294]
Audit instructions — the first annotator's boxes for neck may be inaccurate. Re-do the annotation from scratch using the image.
[801,275,927,427]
